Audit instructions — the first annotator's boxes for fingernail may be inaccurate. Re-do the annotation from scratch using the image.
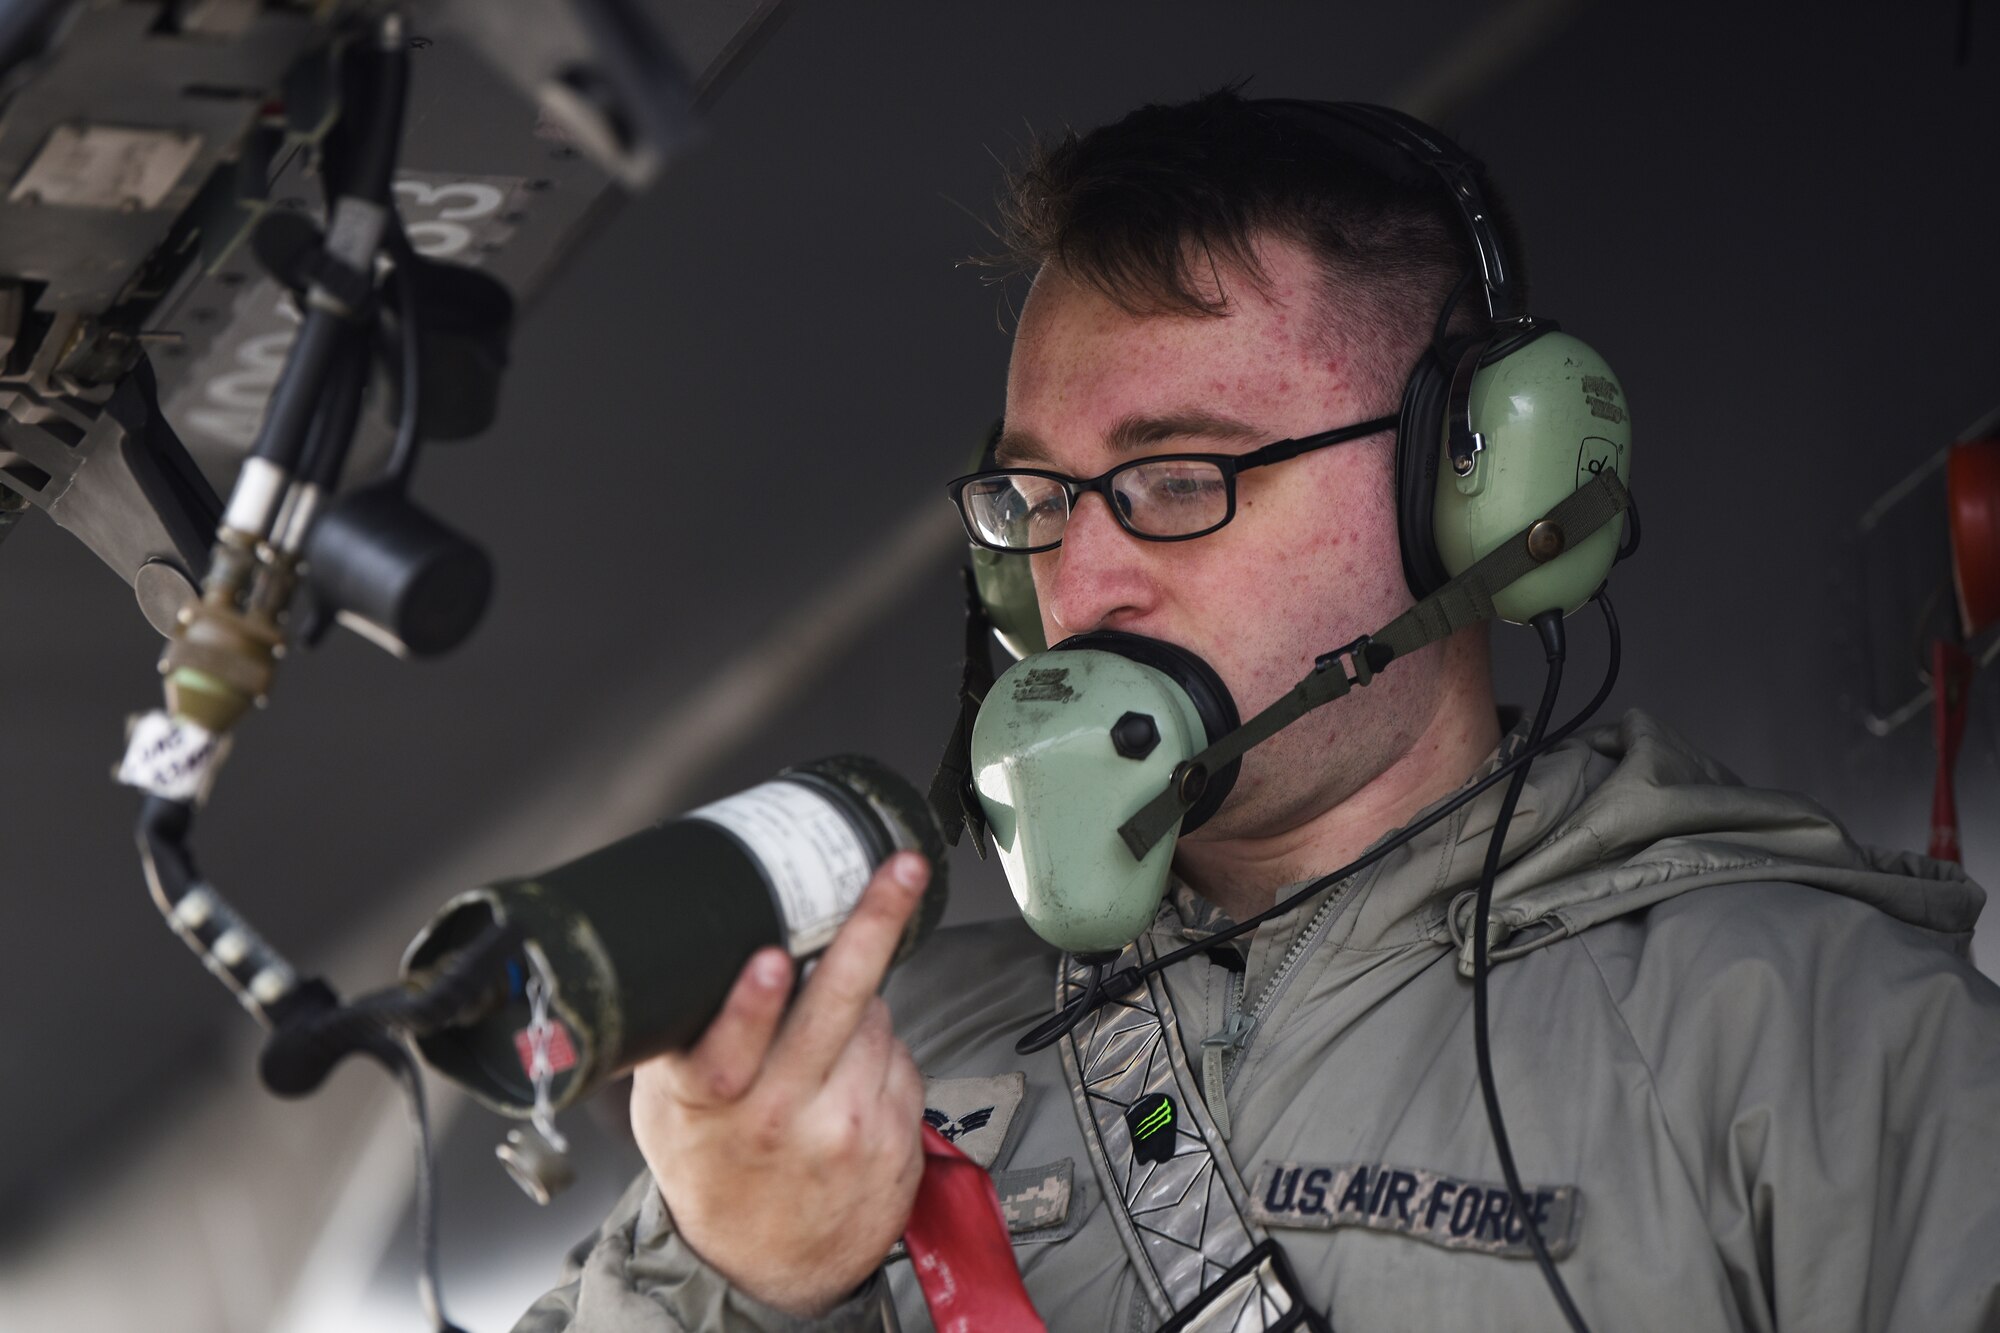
[891,853,927,890]
[753,951,788,988]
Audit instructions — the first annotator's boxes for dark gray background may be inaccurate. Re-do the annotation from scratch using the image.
[1,1,1996,1328]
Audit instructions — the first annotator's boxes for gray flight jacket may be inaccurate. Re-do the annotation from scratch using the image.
[514,711,2000,1332]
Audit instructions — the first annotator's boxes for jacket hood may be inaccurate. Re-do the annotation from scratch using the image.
[1334,709,1985,973]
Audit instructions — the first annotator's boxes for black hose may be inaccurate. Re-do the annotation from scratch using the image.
[376,1036,470,1333]
[245,17,410,474]
[247,308,346,471]
[258,918,522,1097]
[139,780,473,1332]
[1016,954,1133,1056]
[345,24,410,206]
[294,328,373,492]
[135,793,196,910]
[383,224,425,485]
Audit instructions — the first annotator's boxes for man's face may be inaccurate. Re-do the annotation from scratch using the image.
[1000,234,1453,844]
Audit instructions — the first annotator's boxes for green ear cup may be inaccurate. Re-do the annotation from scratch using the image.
[1431,330,1631,623]
[971,544,1047,660]
[964,419,1048,661]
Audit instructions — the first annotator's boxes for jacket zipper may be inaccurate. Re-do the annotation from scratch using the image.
[1198,881,1349,1138]
[1245,885,1346,1032]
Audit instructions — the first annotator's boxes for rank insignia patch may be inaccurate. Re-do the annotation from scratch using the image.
[924,1105,994,1142]
[920,1072,1025,1170]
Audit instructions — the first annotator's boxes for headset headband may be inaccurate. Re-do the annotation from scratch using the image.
[1252,99,1528,326]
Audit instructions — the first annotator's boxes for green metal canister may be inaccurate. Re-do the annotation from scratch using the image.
[402,755,946,1118]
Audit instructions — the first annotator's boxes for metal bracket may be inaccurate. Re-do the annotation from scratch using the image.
[1445,337,1489,478]
[0,357,221,634]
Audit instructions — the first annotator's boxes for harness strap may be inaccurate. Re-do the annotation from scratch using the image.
[1119,470,1630,857]
[928,564,997,851]
[1059,938,1328,1331]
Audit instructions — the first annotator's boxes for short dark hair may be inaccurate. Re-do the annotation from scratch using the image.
[990,88,1526,412]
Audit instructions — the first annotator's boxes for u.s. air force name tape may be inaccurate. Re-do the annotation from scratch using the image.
[116,710,231,805]
[1249,1161,1583,1260]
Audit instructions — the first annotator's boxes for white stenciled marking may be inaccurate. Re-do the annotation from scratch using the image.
[178,172,524,451]
[686,780,874,957]
[392,178,505,259]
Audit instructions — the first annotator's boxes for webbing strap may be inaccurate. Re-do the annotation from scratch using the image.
[903,1124,1049,1332]
[1119,470,1630,857]
[1374,468,1629,657]
[928,565,997,851]
[1058,939,1299,1330]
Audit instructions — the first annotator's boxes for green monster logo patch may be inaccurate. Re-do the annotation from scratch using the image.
[1125,1092,1177,1165]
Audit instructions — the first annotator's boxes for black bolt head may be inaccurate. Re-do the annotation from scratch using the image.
[1110,711,1160,759]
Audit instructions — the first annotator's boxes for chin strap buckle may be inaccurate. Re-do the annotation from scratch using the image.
[1313,635,1391,689]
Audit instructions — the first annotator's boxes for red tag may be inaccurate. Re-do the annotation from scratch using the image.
[514,1020,577,1076]
[902,1123,1047,1333]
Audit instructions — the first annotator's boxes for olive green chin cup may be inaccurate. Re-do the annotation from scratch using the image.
[971,648,1206,954]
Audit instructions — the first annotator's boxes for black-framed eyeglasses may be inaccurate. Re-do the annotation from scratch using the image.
[946,413,1398,553]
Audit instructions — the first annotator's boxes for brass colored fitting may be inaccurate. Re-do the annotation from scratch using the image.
[158,533,299,734]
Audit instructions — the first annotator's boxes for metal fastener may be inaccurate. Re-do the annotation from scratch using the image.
[1176,762,1208,805]
[1526,520,1566,562]
[1110,711,1160,760]
[497,1126,575,1205]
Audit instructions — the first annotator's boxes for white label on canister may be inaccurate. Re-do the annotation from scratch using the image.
[686,780,875,957]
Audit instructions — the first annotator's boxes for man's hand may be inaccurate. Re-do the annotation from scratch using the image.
[630,851,931,1317]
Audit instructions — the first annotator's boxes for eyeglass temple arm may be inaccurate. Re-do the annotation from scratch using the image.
[1236,413,1400,470]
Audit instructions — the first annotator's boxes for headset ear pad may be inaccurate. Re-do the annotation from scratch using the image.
[1394,337,1478,600]
[965,417,1049,660]
[972,544,1048,660]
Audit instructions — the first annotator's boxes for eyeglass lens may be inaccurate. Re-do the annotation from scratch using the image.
[963,459,1230,549]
